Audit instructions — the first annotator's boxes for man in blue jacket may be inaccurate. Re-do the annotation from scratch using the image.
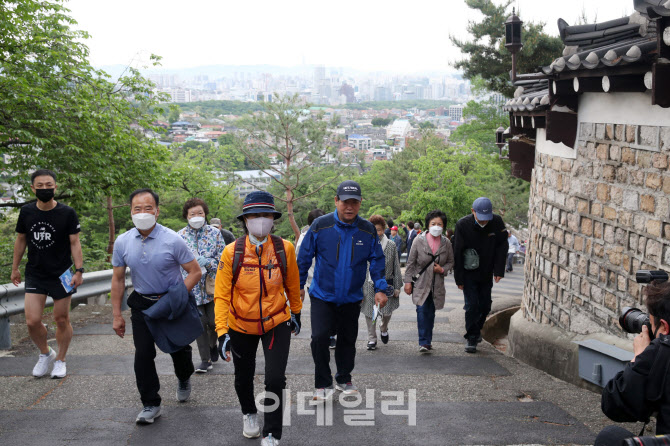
[298,180,388,401]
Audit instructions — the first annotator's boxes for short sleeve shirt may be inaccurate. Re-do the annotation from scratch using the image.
[112,224,195,294]
[15,202,80,280]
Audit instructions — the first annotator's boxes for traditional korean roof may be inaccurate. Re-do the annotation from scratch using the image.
[503,80,550,113]
[542,12,657,75]
[635,0,670,17]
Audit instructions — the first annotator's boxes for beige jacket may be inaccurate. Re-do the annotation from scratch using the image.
[403,233,454,308]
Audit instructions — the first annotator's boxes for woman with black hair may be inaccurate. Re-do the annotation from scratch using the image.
[403,210,454,353]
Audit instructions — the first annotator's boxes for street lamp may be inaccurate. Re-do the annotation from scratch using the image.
[505,7,524,83]
[496,126,508,159]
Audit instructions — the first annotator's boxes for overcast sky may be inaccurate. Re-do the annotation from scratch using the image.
[66,0,636,73]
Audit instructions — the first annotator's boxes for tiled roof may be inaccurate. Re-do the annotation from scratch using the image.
[542,12,657,75]
[503,80,550,113]
[635,0,670,17]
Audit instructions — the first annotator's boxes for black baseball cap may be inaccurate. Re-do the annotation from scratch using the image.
[336,180,362,201]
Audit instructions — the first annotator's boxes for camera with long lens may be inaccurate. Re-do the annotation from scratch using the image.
[623,435,670,445]
[619,270,669,339]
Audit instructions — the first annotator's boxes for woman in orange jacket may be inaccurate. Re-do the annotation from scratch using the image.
[214,191,301,446]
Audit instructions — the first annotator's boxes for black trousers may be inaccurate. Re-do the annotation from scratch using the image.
[310,297,360,388]
[462,280,493,341]
[129,293,194,407]
[228,321,292,440]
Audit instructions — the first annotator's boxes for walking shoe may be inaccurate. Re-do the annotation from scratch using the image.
[465,339,477,353]
[210,346,219,362]
[261,433,280,446]
[335,382,358,395]
[50,360,66,379]
[419,345,430,353]
[312,386,335,401]
[329,336,336,349]
[176,378,192,402]
[367,341,377,350]
[380,331,389,344]
[32,347,56,377]
[195,361,213,373]
[136,406,161,424]
[243,413,261,438]
[476,335,483,344]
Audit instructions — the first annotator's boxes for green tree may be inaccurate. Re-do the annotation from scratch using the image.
[419,121,436,129]
[168,104,182,123]
[450,98,508,154]
[450,0,563,97]
[235,94,344,239]
[371,117,392,127]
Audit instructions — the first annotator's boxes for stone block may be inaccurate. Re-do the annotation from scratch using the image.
[639,125,659,147]
[661,127,670,152]
[581,279,591,297]
[630,233,639,251]
[647,220,662,237]
[623,190,639,211]
[615,124,626,142]
[616,167,629,183]
[608,247,624,266]
[640,195,656,213]
[609,145,621,161]
[592,203,602,217]
[568,214,580,232]
[604,225,615,244]
[656,198,669,220]
[603,206,617,221]
[578,256,588,274]
[561,159,572,172]
[602,165,616,181]
[663,176,670,194]
[606,124,614,140]
[605,292,617,311]
[593,243,605,258]
[591,285,604,304]
[620,211,633,226]
[647,239,662,263]
[664,246,670,267]
[581,218,593,236]
[594,221,603,239]
[596,183,610,202]
[664,223,670,241]
[574,236,585,252]
[596,144,609,160]
[580,122,595,139]
[626,125,637,143]
[646,173,662,190]
[622,147,635,164]
[616,228,627,245]
[638,152,652,168]
[634,214,647,232]
[595,123,606,140]
[577,199,589,214]
[653,154,668,169]
[560,310,570,327]
[611,186,623,206]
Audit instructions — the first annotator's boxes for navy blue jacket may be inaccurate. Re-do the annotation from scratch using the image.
[297,211,387,305]
[142,282,203,353]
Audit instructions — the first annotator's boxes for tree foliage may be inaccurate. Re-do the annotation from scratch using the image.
[450,0,563,97]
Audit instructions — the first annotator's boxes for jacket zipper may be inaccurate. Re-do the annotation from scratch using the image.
[351,236,354,263]
[336,239,340,262]
[257,245,265,334]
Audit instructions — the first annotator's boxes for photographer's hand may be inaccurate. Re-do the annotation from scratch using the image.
[632,325,651,363]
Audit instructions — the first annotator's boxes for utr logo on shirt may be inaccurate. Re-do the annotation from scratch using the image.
[29,222,57,249]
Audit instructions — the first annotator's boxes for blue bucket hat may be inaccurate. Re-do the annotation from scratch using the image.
[237,191,282,221]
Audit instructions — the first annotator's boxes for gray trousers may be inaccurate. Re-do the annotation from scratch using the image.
[365,315,392,343]
[196,301,217,362]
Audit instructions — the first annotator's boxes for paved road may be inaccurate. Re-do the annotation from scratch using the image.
[0,271,635,445]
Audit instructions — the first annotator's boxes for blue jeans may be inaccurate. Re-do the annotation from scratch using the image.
[462,280,493,341]
[416,293,436,346]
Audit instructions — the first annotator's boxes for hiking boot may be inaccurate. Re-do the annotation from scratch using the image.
[465,339,477,354]
[312,386,335,401]
[380,331,389,344]
[243,413,261,438]
[32,347,56,377]
[210,346,219,362]
[367,341,377,350]
[329,336,336,349]
[261,433,280,446]
[476,335,483,344]
[176,378,192,402]
[419,345,430,353]
[195,361,213,373]
[335,382,358,395]
[50,360,66,379]
[136,406,161,424]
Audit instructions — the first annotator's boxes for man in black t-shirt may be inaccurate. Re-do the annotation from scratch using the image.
[11,169,84,379]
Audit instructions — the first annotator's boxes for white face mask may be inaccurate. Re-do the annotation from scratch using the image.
[188,216,206,229]
[477,220,488,228]
[132,212,156,231]
[429,226,443,237]
[246,217,274,238]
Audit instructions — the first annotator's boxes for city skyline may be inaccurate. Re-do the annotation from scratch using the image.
[66,0,635,73]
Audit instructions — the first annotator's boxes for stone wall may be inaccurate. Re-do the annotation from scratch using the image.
[523,121,670,336]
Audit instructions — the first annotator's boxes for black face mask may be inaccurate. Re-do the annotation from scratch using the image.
[35,188,55,203]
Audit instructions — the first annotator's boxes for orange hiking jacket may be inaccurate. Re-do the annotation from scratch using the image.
[214,236,302,336]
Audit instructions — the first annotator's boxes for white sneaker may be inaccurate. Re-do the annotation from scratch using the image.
[261,433,280,446]
[312,386,335,401]
[243,413,261,438]
[32,348,56,377]
[51,360,66,379]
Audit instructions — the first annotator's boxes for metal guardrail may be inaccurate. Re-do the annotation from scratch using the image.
[0,269,132,350]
